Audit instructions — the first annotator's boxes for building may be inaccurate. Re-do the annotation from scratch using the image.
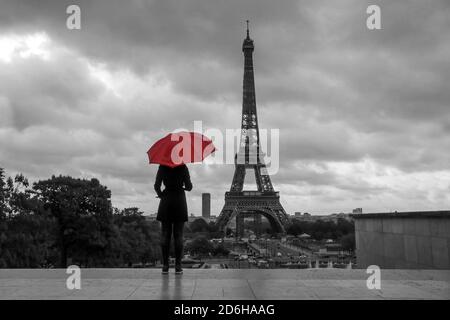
[352,208,363,214]
[327,213,353,222]
[145,213,158,221]
[317,243,346,257]
[292,212,350,223]
[202,193,211,219]
[292,212,314,221]
[352,211,450,269]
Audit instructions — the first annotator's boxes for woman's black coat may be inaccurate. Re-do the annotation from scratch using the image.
[154,164,192,222]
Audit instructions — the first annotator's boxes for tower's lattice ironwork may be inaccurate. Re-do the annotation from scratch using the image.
[216,22,290,236]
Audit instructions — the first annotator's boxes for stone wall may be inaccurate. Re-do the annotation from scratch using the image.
[353,211,450,269]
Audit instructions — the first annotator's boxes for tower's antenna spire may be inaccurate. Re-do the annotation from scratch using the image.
[246,20,250,38]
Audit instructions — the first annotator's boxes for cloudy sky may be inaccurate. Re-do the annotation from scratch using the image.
[0,0,449,216]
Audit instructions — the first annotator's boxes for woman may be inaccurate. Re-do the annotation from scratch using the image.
[154,164,192,275]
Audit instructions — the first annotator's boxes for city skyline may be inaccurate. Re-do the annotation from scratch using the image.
[1,0,449,216]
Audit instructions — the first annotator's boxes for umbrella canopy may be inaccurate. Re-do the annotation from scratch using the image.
[147,131,216,168]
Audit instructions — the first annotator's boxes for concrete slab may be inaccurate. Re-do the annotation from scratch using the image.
[0,269,448,300]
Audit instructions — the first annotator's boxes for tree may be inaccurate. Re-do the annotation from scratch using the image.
[212,243,230,257]
[0,168,14,219]
[189,218,210,233]
[0,211,58,267]
[0,169,58,268]
[33,176,114,267]
[340,233,355,252]
[185,236,214,259]
[0,168,6,219]
[1,168,168,268]
[286,221,303,236]
[113,207,160,266]
[337,218,354,235]
[0,169,167,268]
[287,218,355,241]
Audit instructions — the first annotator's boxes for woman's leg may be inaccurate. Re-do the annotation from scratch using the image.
[173,221,185,267]
[160,221,172,267]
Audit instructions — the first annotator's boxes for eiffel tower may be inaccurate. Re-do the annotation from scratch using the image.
[216,21,290,237]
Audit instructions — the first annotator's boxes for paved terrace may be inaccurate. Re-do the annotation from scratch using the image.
[0,269,448,300]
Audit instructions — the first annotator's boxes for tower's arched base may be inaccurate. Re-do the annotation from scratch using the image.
[216,191,290,237]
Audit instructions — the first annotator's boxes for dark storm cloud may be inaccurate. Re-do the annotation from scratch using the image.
[0,0,449,214]
[0,50,104,130]
[2,0,449,126]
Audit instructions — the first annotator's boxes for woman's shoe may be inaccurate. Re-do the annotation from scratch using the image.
[175,266,183,275]
[162,265,169,275]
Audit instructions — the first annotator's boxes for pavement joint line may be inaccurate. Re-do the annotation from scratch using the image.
[125,279,144,300]
[190,277,197,300]
[246,279,257,300]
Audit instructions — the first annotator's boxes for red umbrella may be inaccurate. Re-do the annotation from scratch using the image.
[147,131,216,168]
